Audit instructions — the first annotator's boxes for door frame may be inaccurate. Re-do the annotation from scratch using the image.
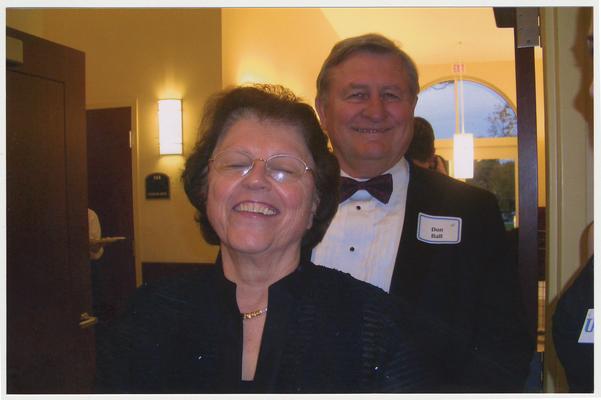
[494,4,540,348]
[87,100,142,287]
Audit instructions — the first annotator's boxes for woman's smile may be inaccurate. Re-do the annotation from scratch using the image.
[234,201,279,216]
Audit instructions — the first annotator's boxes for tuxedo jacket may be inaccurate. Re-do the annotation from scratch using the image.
[388,162,534,392]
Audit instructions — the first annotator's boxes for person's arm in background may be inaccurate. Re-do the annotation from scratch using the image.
[88,208,104,260]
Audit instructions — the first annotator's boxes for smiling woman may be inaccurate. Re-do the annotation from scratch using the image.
[95,84,435,394]
[184,84,339,252]
[205,117,318,260]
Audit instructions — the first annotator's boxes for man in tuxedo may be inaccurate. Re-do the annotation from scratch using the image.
[312,33,533,392]
[407,116,448,174]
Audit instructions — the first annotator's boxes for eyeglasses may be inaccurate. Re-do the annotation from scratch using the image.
[209,150,313,183]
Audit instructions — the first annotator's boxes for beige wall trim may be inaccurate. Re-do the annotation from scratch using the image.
[542,7,594,393]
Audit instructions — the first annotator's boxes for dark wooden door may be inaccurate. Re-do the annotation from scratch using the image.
[86,107,136,324]
[6,28,94,393]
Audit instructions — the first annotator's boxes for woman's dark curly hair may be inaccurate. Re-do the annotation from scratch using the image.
[182,84,340,252]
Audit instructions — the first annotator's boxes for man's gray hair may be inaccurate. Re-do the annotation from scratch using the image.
[316,33,419,103]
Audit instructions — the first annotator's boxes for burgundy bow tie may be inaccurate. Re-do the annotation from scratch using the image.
[339,174,393,204]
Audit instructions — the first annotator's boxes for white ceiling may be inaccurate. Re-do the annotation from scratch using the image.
[320,7,518,65]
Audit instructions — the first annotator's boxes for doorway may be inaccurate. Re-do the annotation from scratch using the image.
[7,27,94,393]
[86,107,136,325]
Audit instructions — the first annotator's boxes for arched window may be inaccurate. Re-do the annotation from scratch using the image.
[415,79,518,229]
[415,79,517,139]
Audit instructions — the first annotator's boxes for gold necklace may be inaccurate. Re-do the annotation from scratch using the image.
[241,307,268,320]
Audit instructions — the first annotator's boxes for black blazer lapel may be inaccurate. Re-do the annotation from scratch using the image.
[252,269,300,391]
[389,164,436,299]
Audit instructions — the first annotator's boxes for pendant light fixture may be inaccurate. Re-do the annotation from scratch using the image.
[452,57,474,179]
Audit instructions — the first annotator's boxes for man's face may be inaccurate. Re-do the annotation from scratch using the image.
[316,51,417,178]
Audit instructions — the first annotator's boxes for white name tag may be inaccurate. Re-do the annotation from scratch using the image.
[417,213,462,244]
[578,308,594,344]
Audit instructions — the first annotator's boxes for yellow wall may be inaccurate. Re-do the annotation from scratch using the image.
[7,7,552,284]
[222,8,338,102]
[7,8,223,285]
[222,8,547,208]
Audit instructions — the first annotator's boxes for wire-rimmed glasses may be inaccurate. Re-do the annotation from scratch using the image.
[209,150,313,183]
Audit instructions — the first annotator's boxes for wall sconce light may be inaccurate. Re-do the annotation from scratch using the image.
[453,133,474,179]
[158,99,183,155]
